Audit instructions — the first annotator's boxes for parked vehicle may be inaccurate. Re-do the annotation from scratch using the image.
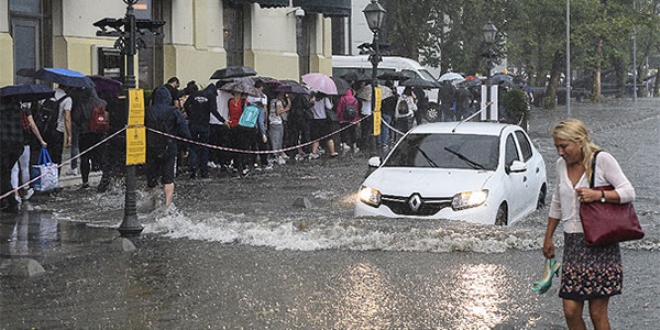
[355,122,547,226]
[332,55,441,121]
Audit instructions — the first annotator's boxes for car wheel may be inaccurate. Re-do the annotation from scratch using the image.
[495,204,508,226]
[425,102,441,122]
[536,185,546,209]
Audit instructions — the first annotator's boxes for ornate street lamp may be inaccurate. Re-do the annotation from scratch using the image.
[482,21,497,121]
[363,0,386,155]
[94,0,165,237]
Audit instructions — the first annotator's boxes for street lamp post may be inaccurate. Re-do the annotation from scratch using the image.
[363,0,386,155]
[94,0,165,237]
[482,21,497,121]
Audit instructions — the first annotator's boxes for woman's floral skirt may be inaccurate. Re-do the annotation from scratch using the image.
[559,232,622,301]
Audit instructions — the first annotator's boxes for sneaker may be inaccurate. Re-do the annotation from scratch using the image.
[264,164,274,171]
[14,193,22,204]
[241,168,250,177]
[207,161,218,169]
[353,147,361,154]
[79,183,90,190]
[254,166,263,172]
[277,157,286,165]
[282,154,290,160]
[295,154,306,162]
[309,153,320,160]
[66,168,79,176]
[23,188,34,201]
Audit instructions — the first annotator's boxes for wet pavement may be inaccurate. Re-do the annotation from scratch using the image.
[1,97,659,329]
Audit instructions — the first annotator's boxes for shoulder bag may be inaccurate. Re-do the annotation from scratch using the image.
[579,151,644,246]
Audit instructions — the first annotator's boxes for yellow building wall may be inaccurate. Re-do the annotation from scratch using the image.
[165,44,226,88]
[245,50,299,81]
[0,33,13,86]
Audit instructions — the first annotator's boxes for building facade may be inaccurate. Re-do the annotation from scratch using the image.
[0,0,350,88]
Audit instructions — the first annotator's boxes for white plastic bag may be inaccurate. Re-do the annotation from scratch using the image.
[32,147,60,192]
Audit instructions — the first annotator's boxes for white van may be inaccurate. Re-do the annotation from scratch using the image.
[332,55,441,121]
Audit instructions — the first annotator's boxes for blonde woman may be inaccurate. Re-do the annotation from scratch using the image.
[543,119,635,330]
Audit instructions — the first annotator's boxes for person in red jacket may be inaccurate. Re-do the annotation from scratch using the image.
[336,88,360,154]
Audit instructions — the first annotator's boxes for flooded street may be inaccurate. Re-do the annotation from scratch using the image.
[1,99,660,329]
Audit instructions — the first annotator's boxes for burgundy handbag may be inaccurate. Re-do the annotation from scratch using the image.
[579,151,644,247]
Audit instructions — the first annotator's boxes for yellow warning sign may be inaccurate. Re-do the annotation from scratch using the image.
[128,89,145,126]
[373,111,381,136]
[374,87,382,112]
[126,126,146,165]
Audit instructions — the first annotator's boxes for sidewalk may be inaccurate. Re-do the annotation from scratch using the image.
[58,147,102,188]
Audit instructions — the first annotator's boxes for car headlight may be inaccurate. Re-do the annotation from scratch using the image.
[451,189,489,210]
[358,186,381,207]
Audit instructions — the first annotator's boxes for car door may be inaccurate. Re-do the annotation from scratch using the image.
[503,132,526,217]
[514,130,544,213]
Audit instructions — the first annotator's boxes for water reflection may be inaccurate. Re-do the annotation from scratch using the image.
[438,264,505,329]
[333,263,396,329]
[0,211,58,257]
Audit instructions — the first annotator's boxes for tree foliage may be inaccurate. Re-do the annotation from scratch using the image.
[378,0,660,104]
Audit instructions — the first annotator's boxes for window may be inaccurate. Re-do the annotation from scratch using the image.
[10,0,41,13]
[515,131,533,162]
[505,134,519,166]
[384,133,499,170]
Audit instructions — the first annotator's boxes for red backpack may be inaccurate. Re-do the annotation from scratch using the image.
[88,98,109,133]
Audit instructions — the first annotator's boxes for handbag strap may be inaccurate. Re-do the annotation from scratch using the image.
[589,150,603,188]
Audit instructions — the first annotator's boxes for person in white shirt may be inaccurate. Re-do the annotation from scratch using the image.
[543,118,635,330]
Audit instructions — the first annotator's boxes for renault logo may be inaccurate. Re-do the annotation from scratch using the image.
[408,194,422,212]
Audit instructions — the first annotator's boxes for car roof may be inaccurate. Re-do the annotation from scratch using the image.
[408,122,512,136]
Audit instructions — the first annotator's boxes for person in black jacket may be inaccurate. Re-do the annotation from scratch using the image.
[183,84,225,179]
[146,86,191,207]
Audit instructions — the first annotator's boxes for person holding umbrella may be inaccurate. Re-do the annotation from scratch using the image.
[0,95,25,213]
[11,101,48,202]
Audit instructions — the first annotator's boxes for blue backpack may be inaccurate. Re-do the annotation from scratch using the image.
[238,105,260,128]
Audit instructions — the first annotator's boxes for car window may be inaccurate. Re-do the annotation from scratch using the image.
[505,134,519,166]
[418,69,437,81]
[384,133,499,170]
[401,69,421,79]
[515,131,533,161]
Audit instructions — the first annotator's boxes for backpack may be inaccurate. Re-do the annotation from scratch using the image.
[146,106,177,158]
[35,96,68,136]
[88,98,109,133]
[397,97,410,115]
[342,100,358,120]
[238,105,260,128]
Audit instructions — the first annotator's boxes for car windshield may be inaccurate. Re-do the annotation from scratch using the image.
[383,133,499,170]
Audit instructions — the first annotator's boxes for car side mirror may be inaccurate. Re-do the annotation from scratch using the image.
[368,156,382,168]
[507,160,527,174]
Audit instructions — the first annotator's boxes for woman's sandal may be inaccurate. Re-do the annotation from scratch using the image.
[532,258,561,294]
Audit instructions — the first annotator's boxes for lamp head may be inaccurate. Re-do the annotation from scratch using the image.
[483,21,497,44]
[363,0,386,33]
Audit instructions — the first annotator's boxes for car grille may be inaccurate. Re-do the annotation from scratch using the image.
[381,195,453,216]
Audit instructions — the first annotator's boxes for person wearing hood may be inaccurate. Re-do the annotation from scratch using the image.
[145,86,191,208]
[336,88,360,154]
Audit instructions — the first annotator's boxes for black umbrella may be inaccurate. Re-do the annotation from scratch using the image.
[0,84,55,102]
[273,84,309,95]
[210,66,257,79]
[340,71,371,82]
[330,76,351,95]
[377,71,408,81]
[220,81,263,97]
[88,75,123,96]
[400,78,440,89]
[32,68,95,88]
[490,73,514,86]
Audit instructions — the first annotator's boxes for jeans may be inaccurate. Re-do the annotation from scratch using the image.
[377,113,392,147]
[70,124,79,169]
[188,124,211,176]
[269,123,284,157]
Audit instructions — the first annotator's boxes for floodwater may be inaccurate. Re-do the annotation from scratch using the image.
[1,99,659,329]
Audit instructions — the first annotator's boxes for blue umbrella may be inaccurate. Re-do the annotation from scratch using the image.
[33,68,95,88]
[0,84,55,102]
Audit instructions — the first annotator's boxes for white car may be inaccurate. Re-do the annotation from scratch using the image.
[355,122,547,226]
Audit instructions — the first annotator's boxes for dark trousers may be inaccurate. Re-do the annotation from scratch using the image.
[45,131,64,175]
[359,114,374,153]
[209,124,231,166]
[79,133,101,184]
[188,124,211,177]
[99,132,125,188]
[231,126,255,171]
[286,120,311,155]
[253,131,269,166]
[1,143,23,209]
